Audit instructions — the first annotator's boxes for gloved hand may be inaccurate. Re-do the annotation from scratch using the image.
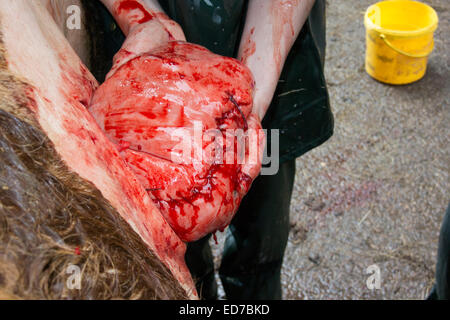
[90,40,265,242]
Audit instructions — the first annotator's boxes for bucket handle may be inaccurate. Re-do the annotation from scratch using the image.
[379,34,433,58]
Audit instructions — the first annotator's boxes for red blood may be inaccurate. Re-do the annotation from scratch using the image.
[90,41,264,242]
[117,0,154,24]
[240,31,256,65]
[24,87,39,113]
[271,0,299,73]
[58,57,97,108]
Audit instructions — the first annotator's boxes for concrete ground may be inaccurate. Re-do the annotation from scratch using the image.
[282,0,449,300]
[212,0,449,300]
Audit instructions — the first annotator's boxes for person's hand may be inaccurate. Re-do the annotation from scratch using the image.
[99,0,186,78]
[106,19,172,78]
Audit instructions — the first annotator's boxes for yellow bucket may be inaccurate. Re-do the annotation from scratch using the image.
[364,0,438,84]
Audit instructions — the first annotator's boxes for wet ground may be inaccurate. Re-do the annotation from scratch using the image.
[212,0,449,300]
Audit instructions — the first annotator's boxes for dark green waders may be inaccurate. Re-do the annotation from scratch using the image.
[86,0,333,300]
[428,203,450,300]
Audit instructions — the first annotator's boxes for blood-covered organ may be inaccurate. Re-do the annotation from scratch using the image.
[90,41,264,242]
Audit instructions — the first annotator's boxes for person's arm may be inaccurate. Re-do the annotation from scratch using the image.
[99,0,186,77]
[100,0,185,39]
[238,0,316,119]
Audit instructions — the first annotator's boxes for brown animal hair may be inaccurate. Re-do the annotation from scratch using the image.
[0,37,187,300]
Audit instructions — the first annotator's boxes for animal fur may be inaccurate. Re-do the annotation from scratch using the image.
[0,37,187,300]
